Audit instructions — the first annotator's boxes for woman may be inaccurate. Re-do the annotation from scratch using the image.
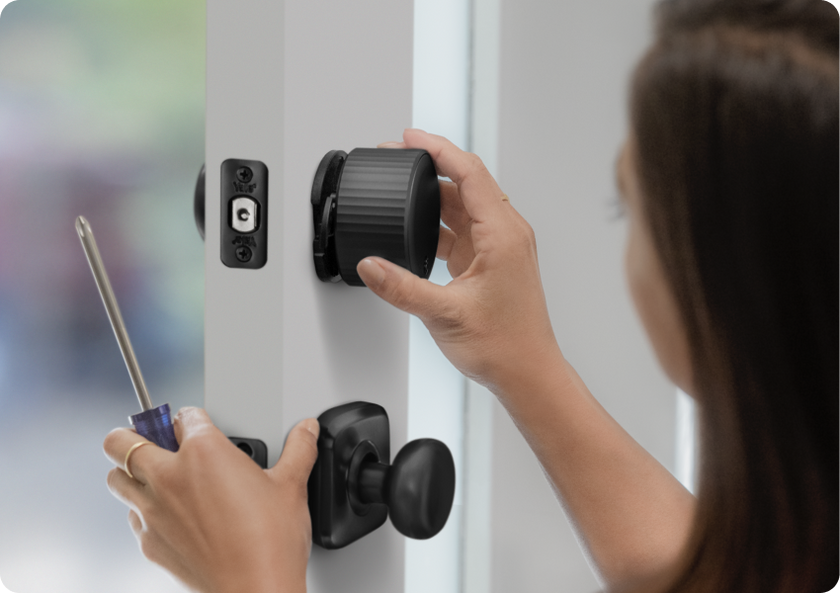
[102,0,838,591]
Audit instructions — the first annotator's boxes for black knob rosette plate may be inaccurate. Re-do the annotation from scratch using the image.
[308,401,456,549]
[311,148,441,286]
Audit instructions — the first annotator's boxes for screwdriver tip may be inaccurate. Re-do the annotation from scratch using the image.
[76,216,89,238]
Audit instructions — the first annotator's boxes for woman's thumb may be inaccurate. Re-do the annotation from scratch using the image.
[357,257,451,321]
[267,418,320,493]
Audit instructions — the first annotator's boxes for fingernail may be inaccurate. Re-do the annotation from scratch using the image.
[404,128,425,134]
[378,141,401,148]
[304,418,319,437]
[358,258,386,287]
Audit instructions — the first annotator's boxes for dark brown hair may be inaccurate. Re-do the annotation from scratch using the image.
[630,1,838,591]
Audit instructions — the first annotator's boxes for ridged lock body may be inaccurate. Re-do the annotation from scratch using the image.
[334,148,440,286]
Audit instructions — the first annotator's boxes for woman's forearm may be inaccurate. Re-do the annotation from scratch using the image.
[358,129,695,590]
[490,348,696,590]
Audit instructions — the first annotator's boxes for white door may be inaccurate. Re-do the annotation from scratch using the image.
[205,1,415,591]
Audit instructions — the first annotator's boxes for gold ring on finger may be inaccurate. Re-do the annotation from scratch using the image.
[124,441,153,480]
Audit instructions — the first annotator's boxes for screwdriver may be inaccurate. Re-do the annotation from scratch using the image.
[76,216,179,452]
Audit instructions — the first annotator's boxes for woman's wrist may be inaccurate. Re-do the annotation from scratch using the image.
[216,567,305,593]
[483,338,571,405]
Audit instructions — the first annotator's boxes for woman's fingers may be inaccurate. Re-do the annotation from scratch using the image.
[267,419,320,495]
[107,466,146,511]
[174,407,217,441]
[104,406,315,592]
[129,515,201,591]
[357,257,458,324]
[381,136,480,235]
[103,408,213,495]
[440,180,471,234]
[446,233,477,279]
[402,129,503,221]
[128,509,143,532]
[437,226,458,261]
[103,428,168,485]
[438,224,476,278]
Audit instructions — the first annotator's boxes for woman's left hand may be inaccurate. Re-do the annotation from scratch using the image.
[103,407,319,593]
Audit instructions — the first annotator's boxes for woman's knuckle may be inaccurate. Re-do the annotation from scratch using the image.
[184,435,217,463]
[524,221,537,244]
[467,153,486,174]
[506,216,535,248]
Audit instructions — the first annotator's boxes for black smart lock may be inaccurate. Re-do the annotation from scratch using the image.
[311,148,441,285]
[308,401,456,549]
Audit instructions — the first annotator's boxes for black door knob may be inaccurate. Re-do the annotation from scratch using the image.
[352,438,455,540]
[308,401,456,549]
[311,148,441,285]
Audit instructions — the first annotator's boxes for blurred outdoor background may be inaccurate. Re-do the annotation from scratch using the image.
[0,0,204,591]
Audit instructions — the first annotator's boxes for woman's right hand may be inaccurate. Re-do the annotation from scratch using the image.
[358,128,563,393]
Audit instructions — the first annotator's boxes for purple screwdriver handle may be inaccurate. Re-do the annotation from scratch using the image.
[130,403,180,452]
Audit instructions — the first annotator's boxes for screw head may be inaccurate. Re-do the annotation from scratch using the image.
[236,167,253,183]
[235,246,253,262]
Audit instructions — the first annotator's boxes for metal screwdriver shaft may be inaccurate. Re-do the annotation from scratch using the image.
[76,216,153,412]
[76,215,178,452]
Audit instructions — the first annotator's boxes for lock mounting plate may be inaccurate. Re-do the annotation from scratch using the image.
[308,401,390,549]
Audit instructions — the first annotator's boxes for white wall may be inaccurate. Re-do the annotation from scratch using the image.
[482,1,672,590]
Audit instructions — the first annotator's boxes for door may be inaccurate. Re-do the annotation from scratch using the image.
[205,1,414,591]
